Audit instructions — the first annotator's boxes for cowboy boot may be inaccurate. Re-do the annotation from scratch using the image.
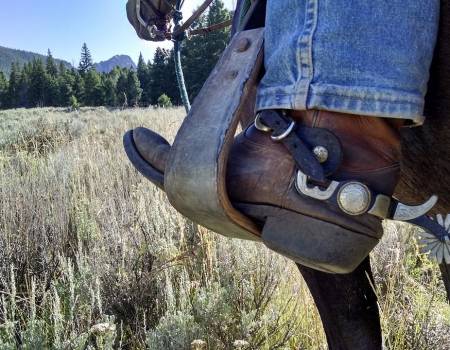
[127,109,402,273]
[226,109,402,273]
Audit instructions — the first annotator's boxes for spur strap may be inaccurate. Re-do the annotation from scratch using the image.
[255,110,342,182]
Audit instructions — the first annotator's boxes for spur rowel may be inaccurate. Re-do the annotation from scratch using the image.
[123,127,170,191]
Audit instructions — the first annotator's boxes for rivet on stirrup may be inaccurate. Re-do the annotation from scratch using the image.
[271,120,296,141]
[254,113,272,132]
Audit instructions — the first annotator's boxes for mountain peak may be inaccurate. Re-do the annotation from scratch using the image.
[94,55,136,73]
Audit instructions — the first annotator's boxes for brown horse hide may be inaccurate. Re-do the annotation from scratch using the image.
[396,0,450,214]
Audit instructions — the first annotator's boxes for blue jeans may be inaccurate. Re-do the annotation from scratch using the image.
[256,0,440,124]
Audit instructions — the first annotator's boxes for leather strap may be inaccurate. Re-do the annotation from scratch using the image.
[295,168,445,240]
[258,110,329,182]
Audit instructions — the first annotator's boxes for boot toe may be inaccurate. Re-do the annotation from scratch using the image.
[133,127,171,173]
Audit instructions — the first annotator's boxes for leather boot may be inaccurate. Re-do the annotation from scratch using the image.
[289,110,402,195]
[226,110,402,272]
[127,110,402,273]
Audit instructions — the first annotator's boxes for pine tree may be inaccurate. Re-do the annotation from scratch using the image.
[137,53,150,106]
[18,63,31,107]
[181,0,230,101]
[206,0,231,41]
[205,0,230,63]
[28,59,48,107]
[116,70,129,107]
[78,43,94,74]
[46,49,58,77]
[181,35,205,101]
[126,70,142,107]
[149,48,170,104]
[45,77,59,106]
[45,50,59,106]
[0,71,7,109]
[58,61,67,75]
[6,63,21,108]
[102,75,117,106]
[71,69,85,105]
[83,69,103,106]
[56,70,75,106]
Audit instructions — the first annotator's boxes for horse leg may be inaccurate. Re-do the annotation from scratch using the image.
[297,258,382,350]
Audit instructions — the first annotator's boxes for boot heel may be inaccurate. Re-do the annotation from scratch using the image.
[261,210,379,274]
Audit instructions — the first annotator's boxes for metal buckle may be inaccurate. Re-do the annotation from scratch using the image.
[254,113,272,132]
[270,120,296,141]
[254,113,296,141]
[295,170,339,200]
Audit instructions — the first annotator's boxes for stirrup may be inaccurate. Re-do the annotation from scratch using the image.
[124,28,265,241]
[122,28,447,273]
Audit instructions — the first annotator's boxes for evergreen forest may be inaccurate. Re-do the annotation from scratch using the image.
[0,0,230,110]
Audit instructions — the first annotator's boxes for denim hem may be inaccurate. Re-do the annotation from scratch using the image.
[256,83,425,124]
[293,0,319,108]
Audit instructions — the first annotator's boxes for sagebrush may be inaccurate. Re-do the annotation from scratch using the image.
[0,107,449,349]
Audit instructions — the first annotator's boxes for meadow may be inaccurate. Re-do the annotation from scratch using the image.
[0,107,449,349]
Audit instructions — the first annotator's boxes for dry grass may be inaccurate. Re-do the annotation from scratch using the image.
[0,107,449,349]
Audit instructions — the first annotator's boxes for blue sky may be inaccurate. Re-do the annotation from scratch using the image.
[0,0,234,65]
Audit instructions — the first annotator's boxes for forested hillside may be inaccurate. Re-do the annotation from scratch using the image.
[0,0,231,110]
[0,46,71,76]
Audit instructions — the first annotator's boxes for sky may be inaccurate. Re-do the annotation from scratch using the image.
[0,0,234,66]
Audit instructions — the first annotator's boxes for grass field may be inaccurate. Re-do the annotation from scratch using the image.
[0,107,450,349]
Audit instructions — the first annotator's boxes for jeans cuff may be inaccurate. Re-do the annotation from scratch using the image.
[256,83,425,124]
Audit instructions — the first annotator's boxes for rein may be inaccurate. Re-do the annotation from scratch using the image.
[135,0,249,112]
[173,0,191,112]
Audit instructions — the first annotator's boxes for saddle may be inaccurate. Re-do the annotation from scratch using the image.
[123,0,450,273]
[127,0,178,41]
